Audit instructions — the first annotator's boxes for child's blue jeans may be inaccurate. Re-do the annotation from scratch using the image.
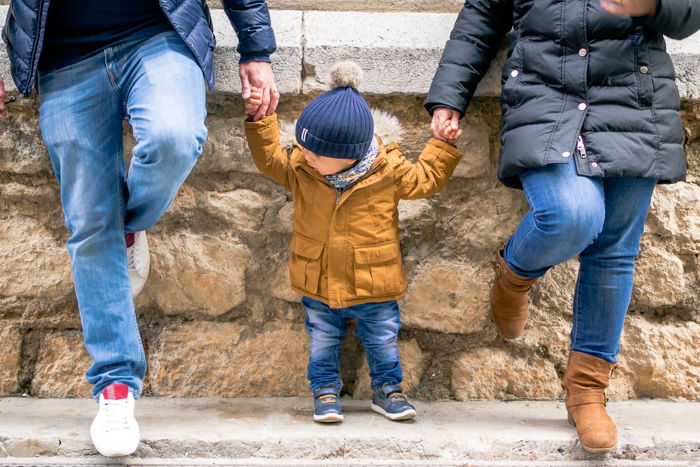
[503,158,656,363]
[302,296,403,392]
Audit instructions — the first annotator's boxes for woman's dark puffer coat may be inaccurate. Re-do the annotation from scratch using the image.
[425,0,700,188]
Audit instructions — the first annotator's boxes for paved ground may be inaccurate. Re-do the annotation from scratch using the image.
[1,397,699,465]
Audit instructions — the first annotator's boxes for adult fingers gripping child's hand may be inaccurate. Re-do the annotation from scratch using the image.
[239,61,279,121]
[245,86,264,117]
[431,107,460,142]
[599,0,657,16]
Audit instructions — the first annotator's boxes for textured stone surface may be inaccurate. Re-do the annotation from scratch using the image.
[401,260,492,335]
[2,8,699,98]
[1,4,700,401]
[451,348,562,400]
[2,397,699,462]
[0,216,72,299]
[353,338,426,398]
[0,325,21,394]
[31,332,91,398]
[149,321,308,396]
[139,232,250,317]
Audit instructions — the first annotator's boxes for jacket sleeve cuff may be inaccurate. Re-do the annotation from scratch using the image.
[244,113,278,130]
[427,137,462,159]
[239,54,272,64]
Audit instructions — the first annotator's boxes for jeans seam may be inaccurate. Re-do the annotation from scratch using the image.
[103,50,124,101]
[114,114,147,387]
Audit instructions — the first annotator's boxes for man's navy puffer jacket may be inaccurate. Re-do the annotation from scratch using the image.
[2,0,276,95]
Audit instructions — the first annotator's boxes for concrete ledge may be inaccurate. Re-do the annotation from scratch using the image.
[1,397,699,462]
[1,7,699,98]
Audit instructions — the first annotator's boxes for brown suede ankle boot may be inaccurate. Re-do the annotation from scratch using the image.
[563,351,618,453]
[490,246,538,339]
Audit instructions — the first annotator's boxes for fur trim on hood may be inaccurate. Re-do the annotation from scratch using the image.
[278,107,404,151]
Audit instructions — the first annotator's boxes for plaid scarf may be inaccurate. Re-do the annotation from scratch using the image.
[325,137,379,189]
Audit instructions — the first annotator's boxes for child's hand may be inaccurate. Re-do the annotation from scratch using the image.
[442,119,463,144]
[244,86,264,120]
[599,0,656,16]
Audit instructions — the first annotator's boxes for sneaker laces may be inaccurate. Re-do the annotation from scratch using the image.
[101,398,131,432]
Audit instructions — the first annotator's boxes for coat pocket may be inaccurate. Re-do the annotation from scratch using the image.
[353,241,405,297]
[289,234,325,294]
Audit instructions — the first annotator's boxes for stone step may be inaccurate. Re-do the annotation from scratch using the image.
[1,397,699,463]
[1,8,699,99]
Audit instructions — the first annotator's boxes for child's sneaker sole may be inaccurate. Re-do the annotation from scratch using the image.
[370,403,417,421]
[313,412,344,423]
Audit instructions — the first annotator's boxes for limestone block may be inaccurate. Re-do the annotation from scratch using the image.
[353,338,426,398]
[270,259,301,303]
[609,317,700,400]
[195,116,259,174]
[0,324,22,395]
[645,183,700,254]
[401,260,492,334]
[32,332,91,397]
[211,10,302,94]
[139,233,250,316]
[0,216,72,299]
[207,0,464,13]
[632,244,686,309]
[451,348,562,400]
[0,114,51,174]
[445,185,527,251]
[302,11,504,97]
[150,321,308,396]
[204,189,268,231]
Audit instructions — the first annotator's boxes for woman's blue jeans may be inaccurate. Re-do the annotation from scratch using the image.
[503,158,656,362]
[302,297,403,392]
[37,31,207,399]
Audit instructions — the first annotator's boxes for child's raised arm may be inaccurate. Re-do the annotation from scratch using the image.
[244,92,296,191]
[390,138,463,200]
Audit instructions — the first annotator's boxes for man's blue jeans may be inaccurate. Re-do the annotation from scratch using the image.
[302,297,403,392]
[38,31,207,399]
[503,158,656,363]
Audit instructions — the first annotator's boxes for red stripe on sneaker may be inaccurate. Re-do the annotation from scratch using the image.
[103,383,129,400]
[125,233,135,248]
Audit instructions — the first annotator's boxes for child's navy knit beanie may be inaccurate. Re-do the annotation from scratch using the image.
[295,62,374,160]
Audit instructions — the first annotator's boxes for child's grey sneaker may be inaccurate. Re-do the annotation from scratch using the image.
[371,383,417,421]
[313,386,344,423]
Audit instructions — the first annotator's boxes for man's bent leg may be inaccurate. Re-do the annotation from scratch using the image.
[114,31,208,232]
[38,54,147,400]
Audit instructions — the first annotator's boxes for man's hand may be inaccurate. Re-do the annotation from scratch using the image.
[0,76,6,120]
[600,0,657,16]
[431,107,461,142]
[240,61,279,121]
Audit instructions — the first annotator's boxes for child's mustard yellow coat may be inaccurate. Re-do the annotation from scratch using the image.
[245,114,462,309]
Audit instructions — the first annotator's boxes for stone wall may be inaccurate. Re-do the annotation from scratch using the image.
[1,6,700,401]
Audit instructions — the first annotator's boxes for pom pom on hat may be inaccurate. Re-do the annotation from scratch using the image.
[328,61,364,89]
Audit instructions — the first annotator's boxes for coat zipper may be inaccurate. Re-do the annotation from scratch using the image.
[576,135,587,158]
[24,0,47,96]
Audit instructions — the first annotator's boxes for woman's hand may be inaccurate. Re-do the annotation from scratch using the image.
[600,0,657,16]
[431,107,461,142]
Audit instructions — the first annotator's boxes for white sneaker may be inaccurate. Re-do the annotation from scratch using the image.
[90,384,140,457]
[126,231,150,297]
